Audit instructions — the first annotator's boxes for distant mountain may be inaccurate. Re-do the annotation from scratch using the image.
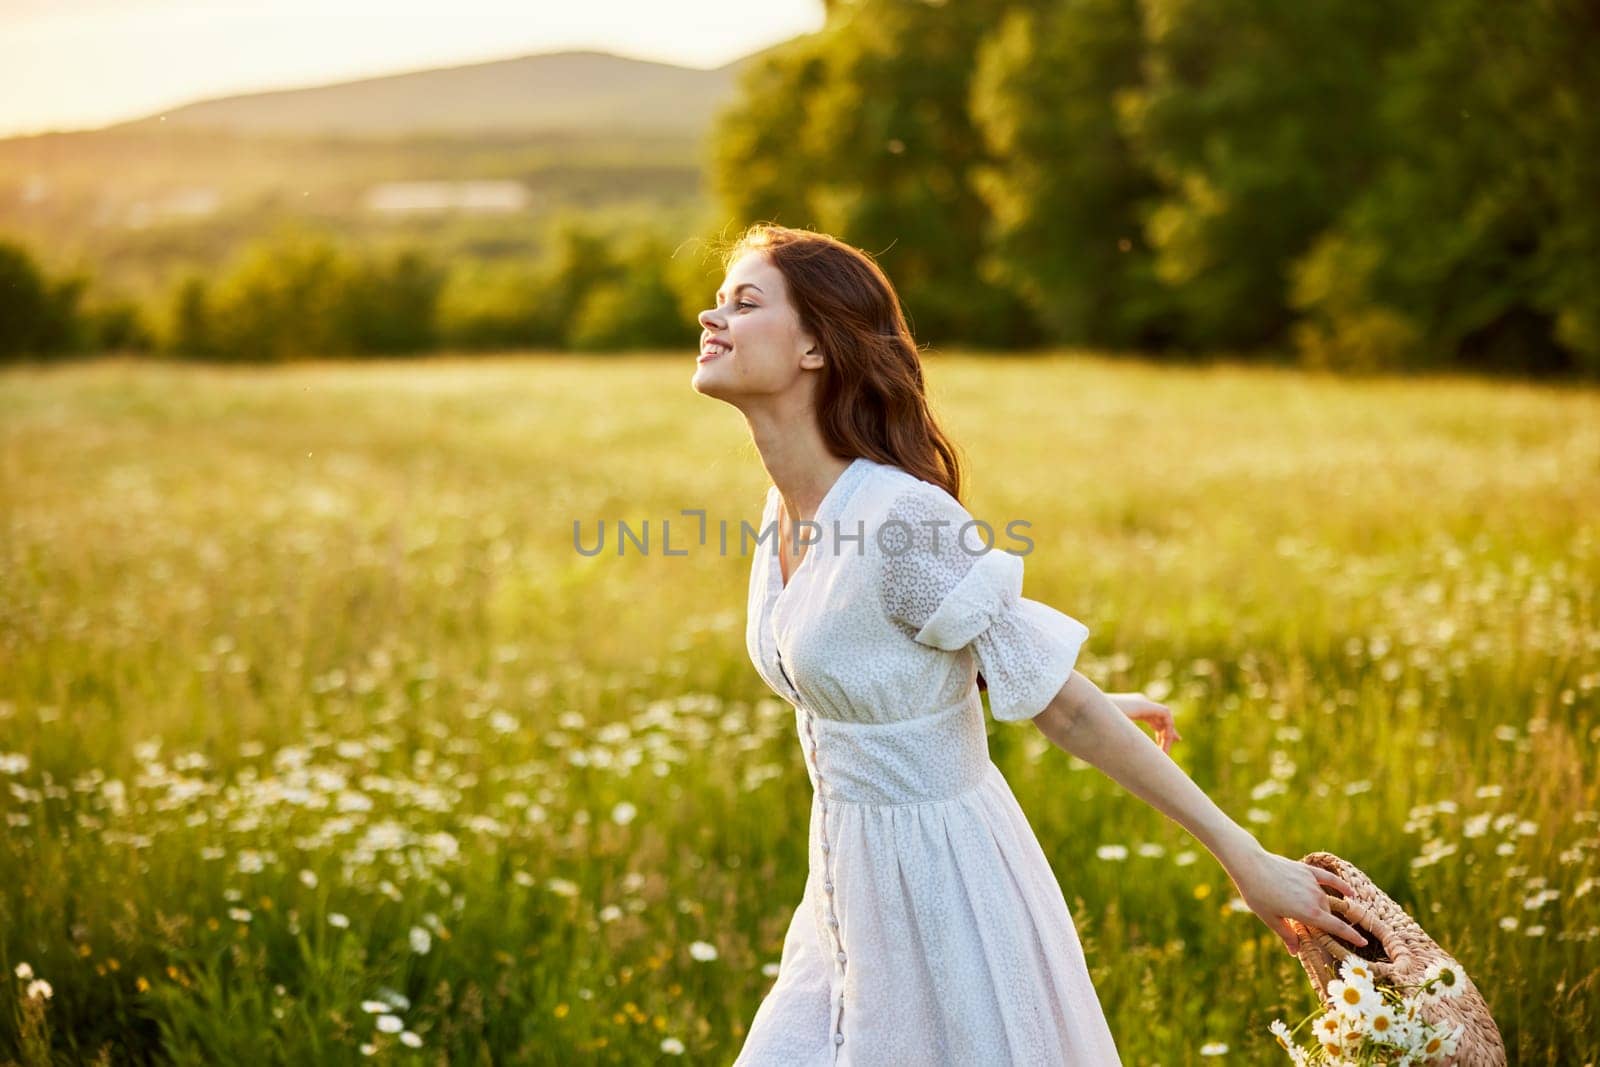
[100,47,776,140]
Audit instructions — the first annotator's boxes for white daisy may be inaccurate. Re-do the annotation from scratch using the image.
[1366,1004,1399,1041]
[1423,959,1464,999]
[1327,978,1379,1020]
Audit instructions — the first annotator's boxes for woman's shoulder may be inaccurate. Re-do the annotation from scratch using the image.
[853,460,965,523]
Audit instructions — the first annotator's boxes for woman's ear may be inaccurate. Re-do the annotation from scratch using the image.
[800,339,825,370]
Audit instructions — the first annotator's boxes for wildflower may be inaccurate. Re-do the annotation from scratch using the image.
[408,926,432,954]
[611,801,638,826]
[1199,1040,1228,1055]
[361,1000,389,1014]
[688,940,719,962]
[376,1014,403,1034]
[1095,844,1128,861]
[1337,960,1374,985]
[1423,959,1464,999]
[228,908,253,923]
[377,987,410,1011]
[329,913,350,929]
[26,979,53,1001]
[1327,978,1378,1021]
[14,963,33,980]
[399,1031,423,1048]
[661,1037,686,1055]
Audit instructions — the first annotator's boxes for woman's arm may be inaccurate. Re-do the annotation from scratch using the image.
[1032,670,1369,955]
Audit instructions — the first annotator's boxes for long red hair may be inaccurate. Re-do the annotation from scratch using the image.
[717,223,969,504]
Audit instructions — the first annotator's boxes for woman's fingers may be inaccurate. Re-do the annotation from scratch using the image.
[1274,916,1301,955]
[1306,865,1354,895]
[1312,907,1369,947]
[1130,704,1181,748]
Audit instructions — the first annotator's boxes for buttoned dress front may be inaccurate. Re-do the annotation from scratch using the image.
[732,457,1124,1066]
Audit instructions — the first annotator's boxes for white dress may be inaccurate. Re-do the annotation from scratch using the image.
[733,456,1124,1066]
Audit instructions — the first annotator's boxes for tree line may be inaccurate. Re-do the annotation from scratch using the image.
[0,218,707,363]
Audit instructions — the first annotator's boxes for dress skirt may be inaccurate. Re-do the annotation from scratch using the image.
[731,699,1123,1066]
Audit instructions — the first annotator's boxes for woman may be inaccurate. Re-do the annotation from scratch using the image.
[692,223,1367,1065]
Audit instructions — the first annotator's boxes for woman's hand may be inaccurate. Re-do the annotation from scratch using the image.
[1225,844,1370,957]
[1109,692,1181,753]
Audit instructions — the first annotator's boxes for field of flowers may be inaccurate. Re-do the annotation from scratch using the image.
[1,354,1596,1065]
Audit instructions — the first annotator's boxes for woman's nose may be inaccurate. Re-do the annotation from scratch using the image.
[698,307,724,330]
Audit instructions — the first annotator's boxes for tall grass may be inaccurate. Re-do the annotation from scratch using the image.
[1,353,1595,1065]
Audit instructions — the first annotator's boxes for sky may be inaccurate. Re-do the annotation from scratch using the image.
[0,0,826,138]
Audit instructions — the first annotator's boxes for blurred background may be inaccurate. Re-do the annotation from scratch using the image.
[2,0,1598,375]
[1,2,1597,1065]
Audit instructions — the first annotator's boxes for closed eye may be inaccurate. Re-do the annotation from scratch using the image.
[736,301,755,310]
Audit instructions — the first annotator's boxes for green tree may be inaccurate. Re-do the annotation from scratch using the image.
[0,239,89,359]
[167,275,218,359]
[709,0,1043,347]
[338,247,446,355]
[710,31,836,229]
[567,233,689,351]
[205,230,352,361]
[1118,0,1420,350]
[436,260,550,351]
[1292,0,1600,376]
[970,0,1178,349]
[83,297,154,352]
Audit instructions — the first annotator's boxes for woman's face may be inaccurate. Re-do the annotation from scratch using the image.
[692,250,820,404]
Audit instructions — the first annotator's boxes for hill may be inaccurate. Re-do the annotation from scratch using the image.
[100,48,760,140]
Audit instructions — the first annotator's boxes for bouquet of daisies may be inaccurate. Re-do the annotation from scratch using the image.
[1275,851,1505,1067]
[1269,956,1468,1065]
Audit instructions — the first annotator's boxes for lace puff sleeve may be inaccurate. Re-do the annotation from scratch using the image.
[878,484,1090,722]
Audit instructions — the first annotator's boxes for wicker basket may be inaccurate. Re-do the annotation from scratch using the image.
[1286,851,1506,1066]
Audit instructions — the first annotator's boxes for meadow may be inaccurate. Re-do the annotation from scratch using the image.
[1,353,1596,1065]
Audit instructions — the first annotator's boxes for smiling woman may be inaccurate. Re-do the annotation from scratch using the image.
[688,223,1368,1066]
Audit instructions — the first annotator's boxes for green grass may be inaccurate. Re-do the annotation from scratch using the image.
[1,352,1596,1065]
